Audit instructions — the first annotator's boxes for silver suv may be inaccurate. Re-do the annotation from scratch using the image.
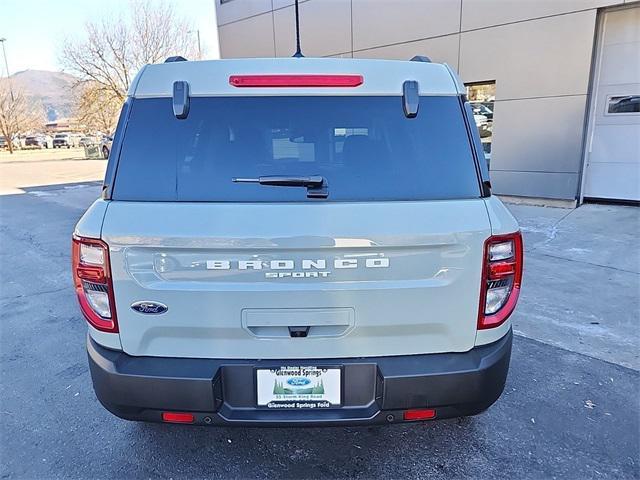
[73,57,522,426]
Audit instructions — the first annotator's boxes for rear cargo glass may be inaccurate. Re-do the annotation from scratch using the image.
[112,96,480,201]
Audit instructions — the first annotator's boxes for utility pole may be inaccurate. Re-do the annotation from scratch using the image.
[188,30,202,59]
[0,37,14,101]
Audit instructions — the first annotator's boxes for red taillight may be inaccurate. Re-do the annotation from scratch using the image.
[488,261,516,279]
[229,74,364,88]
[76,265,106,283]
[403,409,436,421]
[478,232,523,330]
[162,412,195,424]
[72,236,118,333]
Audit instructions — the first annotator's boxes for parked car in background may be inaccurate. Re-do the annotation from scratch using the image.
[482,140,492,170]
[471,102,494,121]
[53,133,71,148]
[100,135,113,158]
[0,135,21,150]
[25,134,51,149]
[474,114,493,138]
[53,133,82,148]
[80,136,98,147]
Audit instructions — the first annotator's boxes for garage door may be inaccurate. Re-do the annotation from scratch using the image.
[583,6,640,201]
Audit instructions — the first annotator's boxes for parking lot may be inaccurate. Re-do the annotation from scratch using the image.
[0,150,638,479]
[0,148,107,195]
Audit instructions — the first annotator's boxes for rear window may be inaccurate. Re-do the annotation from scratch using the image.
[112,96,480,202]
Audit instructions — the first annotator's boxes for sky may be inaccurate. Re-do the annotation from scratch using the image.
[1,0,220,75]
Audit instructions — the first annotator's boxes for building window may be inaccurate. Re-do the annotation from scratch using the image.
[606,95,640,115]
[466,82,496,170]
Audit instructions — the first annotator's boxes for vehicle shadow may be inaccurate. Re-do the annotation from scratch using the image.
[127,409,485,479]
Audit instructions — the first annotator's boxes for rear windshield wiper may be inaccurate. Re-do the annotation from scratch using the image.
[232,175,328,198]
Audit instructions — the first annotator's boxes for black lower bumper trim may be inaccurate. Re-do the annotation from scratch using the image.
[87,330,512,426]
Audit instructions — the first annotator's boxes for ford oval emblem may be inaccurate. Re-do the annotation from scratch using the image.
[131,301,168,315]
[287,377,311,387]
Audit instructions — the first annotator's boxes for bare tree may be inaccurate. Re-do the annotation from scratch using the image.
[61,1,198,103]
[0,80,44,154]
[74,83,122,134]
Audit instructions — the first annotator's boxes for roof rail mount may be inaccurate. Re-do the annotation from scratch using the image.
[402,80,420,118]
[172,81,190,120]
[410,55,431,63]
[165,56,188,63]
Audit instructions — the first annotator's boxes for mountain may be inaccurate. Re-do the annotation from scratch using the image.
[10,70,78,122]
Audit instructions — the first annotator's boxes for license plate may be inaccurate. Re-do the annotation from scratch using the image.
[256,366,341,408]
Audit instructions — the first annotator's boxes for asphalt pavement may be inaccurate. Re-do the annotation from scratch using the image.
[0,156,638,479]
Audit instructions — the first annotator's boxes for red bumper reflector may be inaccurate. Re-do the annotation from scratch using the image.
[162,412,195,424]
[403,408,436,421]
[229,74,363,88]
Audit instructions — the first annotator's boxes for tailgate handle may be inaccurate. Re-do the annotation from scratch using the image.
[288,326,310,338]
[242,308,355,339]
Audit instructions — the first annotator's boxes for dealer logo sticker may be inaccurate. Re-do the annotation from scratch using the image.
[287,377,311,387]
[131,301,168,315]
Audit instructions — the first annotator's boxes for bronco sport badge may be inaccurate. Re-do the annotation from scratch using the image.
[205,257,390,279]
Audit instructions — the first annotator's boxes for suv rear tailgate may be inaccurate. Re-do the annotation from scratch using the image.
[102,199,490,359]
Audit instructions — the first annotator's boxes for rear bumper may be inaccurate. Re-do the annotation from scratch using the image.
[87,330,512,426]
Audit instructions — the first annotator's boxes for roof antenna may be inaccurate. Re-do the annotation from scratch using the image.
[292,0,304,57]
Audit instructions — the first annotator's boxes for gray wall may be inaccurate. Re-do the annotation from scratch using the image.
[215,0,632,200]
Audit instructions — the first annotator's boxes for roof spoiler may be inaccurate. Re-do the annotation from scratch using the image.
[410,55,431,63]
[165,56,188,63]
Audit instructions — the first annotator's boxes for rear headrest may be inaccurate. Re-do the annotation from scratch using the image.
[343,135,377,161]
